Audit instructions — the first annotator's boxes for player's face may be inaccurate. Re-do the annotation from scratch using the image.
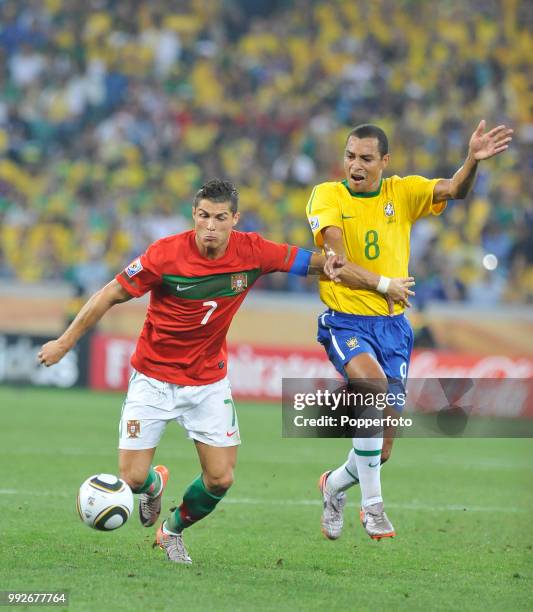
[344,136,390,193]
[193,199,240,257]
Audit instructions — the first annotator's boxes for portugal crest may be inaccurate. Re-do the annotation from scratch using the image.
[126,420,141,438]
[231,273,248,293]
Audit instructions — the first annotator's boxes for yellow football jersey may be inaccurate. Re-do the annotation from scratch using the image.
[306,175,447,315]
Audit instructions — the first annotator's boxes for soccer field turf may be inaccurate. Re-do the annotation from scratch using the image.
[1,386,532,611]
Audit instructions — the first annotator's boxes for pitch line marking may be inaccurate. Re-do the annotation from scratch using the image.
[222,498,527,513]
[0,490,527,513]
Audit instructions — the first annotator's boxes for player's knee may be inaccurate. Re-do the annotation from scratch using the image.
[204,471,234,495]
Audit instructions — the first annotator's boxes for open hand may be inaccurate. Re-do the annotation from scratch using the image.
[469,120,513,161]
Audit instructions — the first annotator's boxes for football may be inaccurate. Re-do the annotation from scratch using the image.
[77,474,134,531]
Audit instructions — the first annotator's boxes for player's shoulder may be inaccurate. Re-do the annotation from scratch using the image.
[308,181,344,213]
[312,180,344,195]
[386,174,434,189]
[232,230,267,250]
[231,230,273,264]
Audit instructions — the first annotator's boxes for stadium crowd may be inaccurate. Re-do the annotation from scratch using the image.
[0,0,531,303]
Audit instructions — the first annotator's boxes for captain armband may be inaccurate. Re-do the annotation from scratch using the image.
[289,249,313,276]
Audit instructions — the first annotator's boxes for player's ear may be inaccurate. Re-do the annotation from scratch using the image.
[382,153,390,168]
[232,212,240,226]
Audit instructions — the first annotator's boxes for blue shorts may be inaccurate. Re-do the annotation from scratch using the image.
[317,310,414,409]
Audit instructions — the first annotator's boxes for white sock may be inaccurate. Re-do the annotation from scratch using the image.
[325,448,360,494]
[162,520,179,535]
[352,437,383,507]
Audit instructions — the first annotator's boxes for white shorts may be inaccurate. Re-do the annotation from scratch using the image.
[118,370,241,450]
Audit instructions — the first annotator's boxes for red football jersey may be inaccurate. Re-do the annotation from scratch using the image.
[115,230,299,385]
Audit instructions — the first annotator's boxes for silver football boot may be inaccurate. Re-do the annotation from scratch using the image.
[318,471,347,540]
[360,502,395,539]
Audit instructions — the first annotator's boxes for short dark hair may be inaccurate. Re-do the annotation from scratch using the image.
[193,178,239,213]
[346,124,388,157]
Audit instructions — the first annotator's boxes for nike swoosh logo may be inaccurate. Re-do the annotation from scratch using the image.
[226,430,238,437]
[176,284,198,292]
[368,461,380,468]
[342,214,356,219]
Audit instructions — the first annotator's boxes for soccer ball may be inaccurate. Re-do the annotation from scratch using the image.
[77,474,134,531]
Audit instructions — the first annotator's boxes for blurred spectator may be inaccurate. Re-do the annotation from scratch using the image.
[0,0,530,304]
[468,269,506,305]
[481,220,512,266]
[412,250,466,310]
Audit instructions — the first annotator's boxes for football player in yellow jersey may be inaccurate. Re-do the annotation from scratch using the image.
[310,121,513,541]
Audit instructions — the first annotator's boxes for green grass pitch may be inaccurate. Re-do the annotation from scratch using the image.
[1,386,531,611]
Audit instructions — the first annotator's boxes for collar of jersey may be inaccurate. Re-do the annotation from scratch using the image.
[342,178,382,198]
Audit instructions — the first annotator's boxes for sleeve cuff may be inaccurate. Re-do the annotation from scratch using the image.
[115,272,141,297]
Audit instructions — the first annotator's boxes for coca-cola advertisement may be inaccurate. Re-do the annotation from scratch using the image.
[87,333,533,418]
[409,351,533,379]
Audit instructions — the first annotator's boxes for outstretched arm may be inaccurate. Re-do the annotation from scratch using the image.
[308,227,415,310]
[309,251,415,310]
[38,279,132,366]
[308,251,379,290]
[433,120,513,203]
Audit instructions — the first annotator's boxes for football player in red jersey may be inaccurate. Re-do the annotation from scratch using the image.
[39,178,414,564]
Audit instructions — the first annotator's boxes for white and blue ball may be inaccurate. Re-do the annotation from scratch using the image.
[77,474,133,531]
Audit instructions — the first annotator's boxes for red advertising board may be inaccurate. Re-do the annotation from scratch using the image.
[409,351,533,379]
[88,335,339,394]
[89,334,533,407]
[89,334,137,391]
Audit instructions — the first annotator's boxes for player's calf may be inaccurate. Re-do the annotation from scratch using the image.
[165,474,227,533]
